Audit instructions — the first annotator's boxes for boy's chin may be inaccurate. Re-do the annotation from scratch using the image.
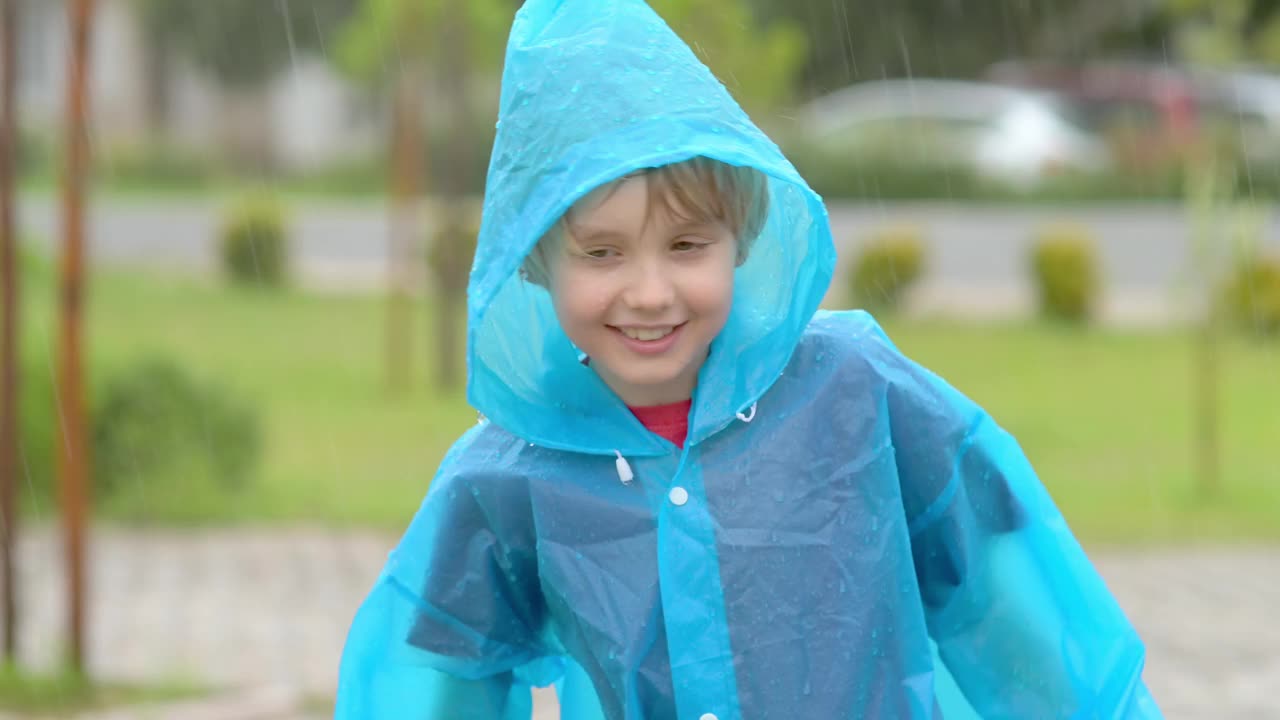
[599,366,696,404]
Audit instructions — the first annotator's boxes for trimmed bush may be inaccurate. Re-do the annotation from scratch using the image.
[1222,256,1280,337]
[219,195,289,287]
[1031,225,1100,324]
[92,359,261,503]
[849,226,926,312]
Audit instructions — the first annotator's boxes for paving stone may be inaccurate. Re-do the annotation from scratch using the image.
[9,529,1277,719]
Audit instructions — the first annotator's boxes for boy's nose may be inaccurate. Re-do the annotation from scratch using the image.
[622,261,676,311]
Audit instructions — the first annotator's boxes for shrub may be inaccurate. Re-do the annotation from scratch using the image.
[848,226,926,312]
[92,359,261,505]
[1030,224,1100,324]
[219,194,289,287]
[1222,256,1280,337]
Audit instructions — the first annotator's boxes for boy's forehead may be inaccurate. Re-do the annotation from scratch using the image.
[568,175,648,224]
[567,173,704,233]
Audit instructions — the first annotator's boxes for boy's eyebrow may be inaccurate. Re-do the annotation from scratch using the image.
[670,219,719,231]
[568,219,720,242]
[569,226,630,242]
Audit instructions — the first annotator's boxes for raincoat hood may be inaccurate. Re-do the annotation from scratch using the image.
[467,0,836,455]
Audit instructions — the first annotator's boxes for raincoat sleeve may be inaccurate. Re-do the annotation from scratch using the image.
[864,321,1162,719]
[335,430,558,719]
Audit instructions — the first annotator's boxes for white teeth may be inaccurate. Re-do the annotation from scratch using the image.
[620,326,674,341]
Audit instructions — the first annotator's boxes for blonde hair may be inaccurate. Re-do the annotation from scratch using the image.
[521,157,769,286]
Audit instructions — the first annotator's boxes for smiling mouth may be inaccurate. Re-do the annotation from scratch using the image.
[613,324,684,341]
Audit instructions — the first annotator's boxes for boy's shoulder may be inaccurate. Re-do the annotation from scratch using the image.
[431,416,595,497]
[794,309,903,374]
[429,419,536,496]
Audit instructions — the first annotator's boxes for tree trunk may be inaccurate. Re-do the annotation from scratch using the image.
[1187,160,1224,500]
[140,19,171,140]
[0,0,21,663]
[387,65,424,394]
[434,2,471,390]
[59,0,95,675]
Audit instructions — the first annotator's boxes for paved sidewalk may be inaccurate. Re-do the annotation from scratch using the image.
[9,528,1278,719]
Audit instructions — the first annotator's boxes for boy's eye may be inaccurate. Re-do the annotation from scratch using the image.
[584,248,617,259]
[672,239,707,252]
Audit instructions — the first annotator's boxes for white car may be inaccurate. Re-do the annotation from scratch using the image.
[798,79,1110,186]
[1195,68,1280,166]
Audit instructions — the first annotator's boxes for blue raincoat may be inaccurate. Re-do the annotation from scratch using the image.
[337,1,1163,717]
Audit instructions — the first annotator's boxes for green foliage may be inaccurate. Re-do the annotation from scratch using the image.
[335,0,510,88]
[1168,0,1280,65]
[284,155,386,196]
[219,195,289,287]
[750,0,1129,93]
[1222,256,1280,336]
[92,359,262,503]
[788,137,984,200]
[16,352,57,513]
[95,142,219,191]
[650,0,807,115]
[10,249,57,513]
[18,355,261,517]
[848,226,926,312]
[1030,225,1099,324]
[133,0,358,88]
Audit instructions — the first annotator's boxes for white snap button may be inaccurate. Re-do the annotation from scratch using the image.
[699,714,719,720]
[669,486,689,506]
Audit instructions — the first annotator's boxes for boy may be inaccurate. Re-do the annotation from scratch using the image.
[336,1,1163,718]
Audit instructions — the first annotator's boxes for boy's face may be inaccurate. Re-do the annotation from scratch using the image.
[549,175,736,407]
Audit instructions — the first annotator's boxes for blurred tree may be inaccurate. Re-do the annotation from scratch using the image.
[336,0,508,391]
[1164,0,1280,499]
[60,0,94,675]
[335,0,508,88]
[748,0,1172,96]
[1166,0,1280,64]
[134,0,358,89]
[0,0,20,664]
[132,0,359,168]
[649,0,807,116]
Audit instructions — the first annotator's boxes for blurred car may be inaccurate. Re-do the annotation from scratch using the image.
[797,79,1110,187]
[1192,68,1280,167]
[985,60,1203,171]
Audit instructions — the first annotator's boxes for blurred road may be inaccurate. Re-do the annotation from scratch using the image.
[9,527,1278,719]
[18,196,1280,327]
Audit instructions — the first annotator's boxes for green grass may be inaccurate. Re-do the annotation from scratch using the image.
[881,319,1280,545]
[12,258,1280,542]
[18,262,471,530]
[0,664,203,715]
